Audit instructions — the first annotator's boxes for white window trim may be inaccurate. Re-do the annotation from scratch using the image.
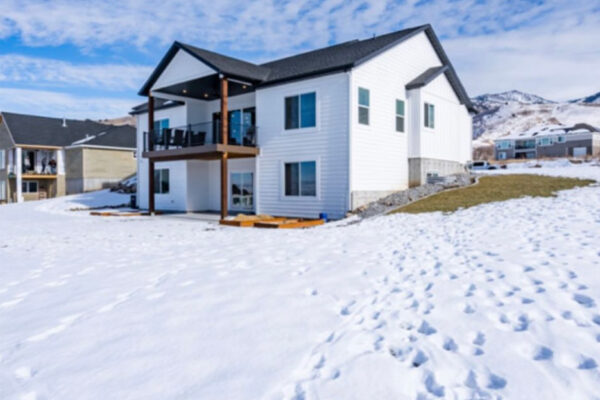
[424,102,435,130]
[229,170,254,211]
[282,89,319,134]
[0,149,5,170]
[358,87,370,126]
[395,99,406,133]
[279,158,320,200]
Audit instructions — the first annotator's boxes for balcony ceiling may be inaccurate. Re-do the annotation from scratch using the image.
[153,74,254,101]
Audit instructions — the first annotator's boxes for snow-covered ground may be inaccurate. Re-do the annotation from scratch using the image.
[1,164,600,400]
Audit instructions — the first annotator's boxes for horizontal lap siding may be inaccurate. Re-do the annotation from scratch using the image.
[419,75,471,164]
[351,32,443,192]
[256,73,349,219]
[136,105,188,210]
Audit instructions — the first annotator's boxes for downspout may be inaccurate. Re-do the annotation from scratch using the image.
[347,70,353,213]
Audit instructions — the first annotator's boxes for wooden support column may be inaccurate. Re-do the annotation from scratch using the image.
[220,76,229,219]
[148,95,155,214]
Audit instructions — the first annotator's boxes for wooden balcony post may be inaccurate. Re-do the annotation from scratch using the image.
[148,160,155,214]
[220,76,228,219]
[148,95,155,214]
[220,77,228,145]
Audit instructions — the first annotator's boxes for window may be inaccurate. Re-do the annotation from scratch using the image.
[153,119,169,133]
[496,140,512,150]
[231,172,253,209]
[358,88,370,125]
[395,100,405,132]
[557,136,566,143]
[284,161,316,197]
[537,137,553,146]
[0,149,5,170]
[22,181,38,193]
[498,151,507,160]
[424,103,435,128]
[154,169,169,194]
[285,92,316,129]
[0,180,5,201]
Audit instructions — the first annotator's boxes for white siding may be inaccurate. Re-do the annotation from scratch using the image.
[416,74,472,163]
[350,32,442,192]
[136,104,188,210]
[350,31,472,191]
[256,73,349,219]
[152,50,215,91]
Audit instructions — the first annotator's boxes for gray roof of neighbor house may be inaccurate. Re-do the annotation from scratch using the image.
[0,112,136,148]
[138,24,474,112]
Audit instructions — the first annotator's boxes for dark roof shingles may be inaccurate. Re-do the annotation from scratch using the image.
[1,112,135,148]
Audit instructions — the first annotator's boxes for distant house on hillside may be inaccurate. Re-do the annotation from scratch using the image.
[0,112,136,203]
[494,124,600,160]
[133,24,474,220]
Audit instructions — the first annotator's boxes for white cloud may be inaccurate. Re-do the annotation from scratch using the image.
[0,88,139,120]
[0,55,151,91]
[444,14,600,101]
[0,0,598,100]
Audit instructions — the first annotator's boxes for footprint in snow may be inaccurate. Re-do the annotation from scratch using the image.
[577,357,597,370]
[423,371,445,397]
[533,346,553,361]
[417,321,437,336]
[487,373,507,390]
[472,332,486,346]
[412,350,429,367]
[443,337,458,352]
[573,294,596,308]
[340,300,355,316]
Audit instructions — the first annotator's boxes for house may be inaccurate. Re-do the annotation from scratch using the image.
[0,112,136,203]
[133,24,473,220]
[494,124,600,160]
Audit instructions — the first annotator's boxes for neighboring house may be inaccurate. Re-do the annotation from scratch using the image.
[133,24,474,220]
[494,124,600,160]
[0,112,136,203]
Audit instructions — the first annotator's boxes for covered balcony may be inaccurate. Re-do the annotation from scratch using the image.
[139,41,269,218]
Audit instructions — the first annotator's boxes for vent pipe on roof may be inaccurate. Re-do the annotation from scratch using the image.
[62,117,67,128]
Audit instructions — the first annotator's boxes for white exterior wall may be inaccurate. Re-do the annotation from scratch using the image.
[350,32,443,194]
[414,74,472,163]
[136,105,188,211]
[186,92,255,125]
[256,72,350,219]
[186,158,255,212]
[152,50,215,91]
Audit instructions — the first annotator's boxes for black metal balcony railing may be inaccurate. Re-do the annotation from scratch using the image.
[144,121,257,152]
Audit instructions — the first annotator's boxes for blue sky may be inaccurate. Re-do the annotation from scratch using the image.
[0,0,598,119]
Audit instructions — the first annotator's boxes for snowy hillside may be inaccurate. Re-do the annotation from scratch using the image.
[570,91,600,105]
[472,90,600,147]
[1,165,600,399]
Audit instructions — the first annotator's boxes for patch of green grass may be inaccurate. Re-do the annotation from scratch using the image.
[391,174,595,214]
